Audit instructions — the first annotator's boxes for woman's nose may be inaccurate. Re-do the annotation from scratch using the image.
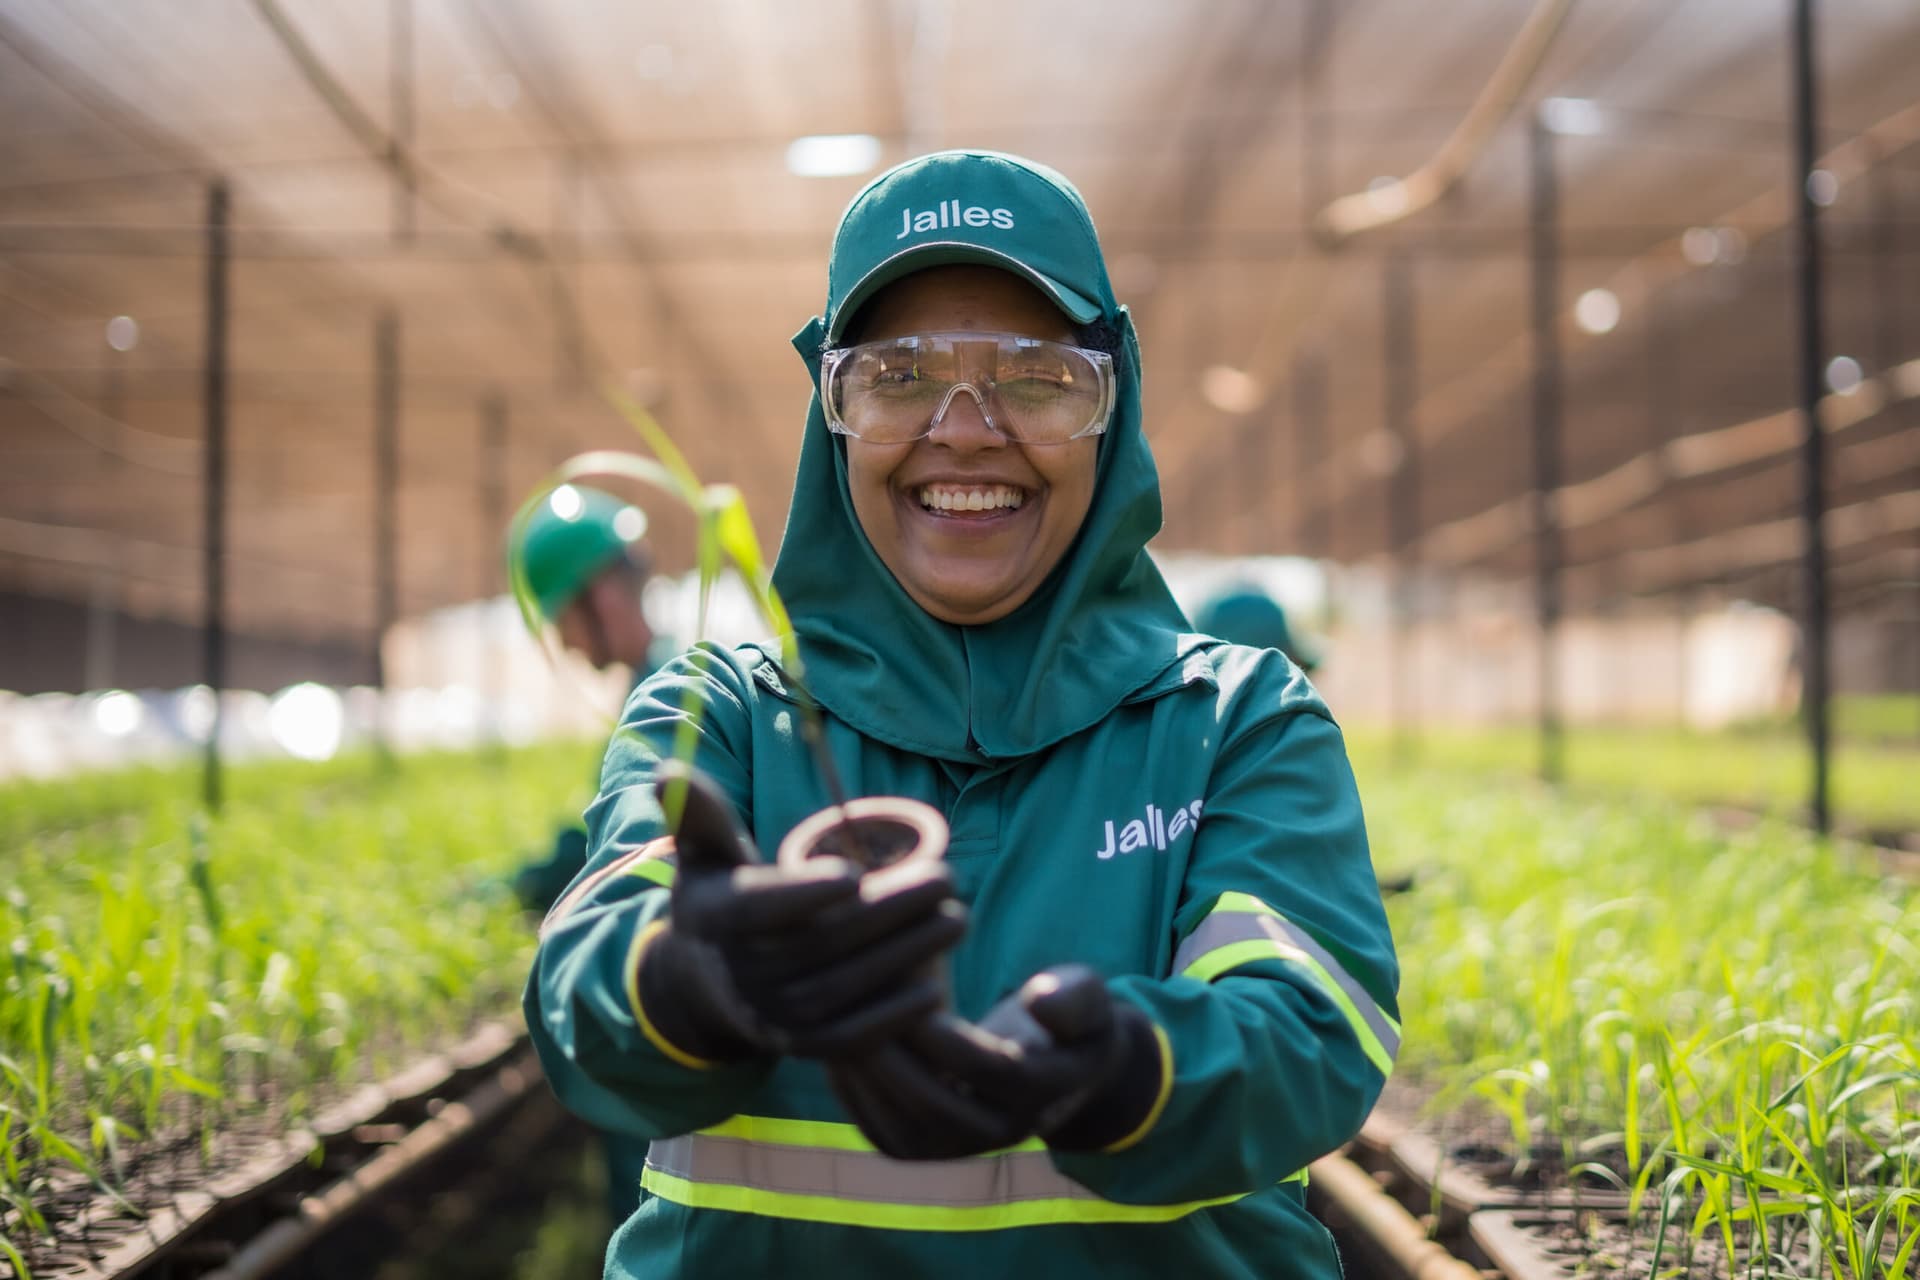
[926,384,1007,450]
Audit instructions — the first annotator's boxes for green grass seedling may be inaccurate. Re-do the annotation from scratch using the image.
[0,742,593,1266]
[1370,767,1920,1278]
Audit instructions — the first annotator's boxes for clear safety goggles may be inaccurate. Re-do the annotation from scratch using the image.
[820,331,1116,446]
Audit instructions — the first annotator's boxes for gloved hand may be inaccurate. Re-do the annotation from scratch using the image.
[827,964,1168,1160]
[634,763,967,1065]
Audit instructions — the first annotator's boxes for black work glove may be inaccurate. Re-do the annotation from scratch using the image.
[827,964,1167,1160]
[635,764,967,1065]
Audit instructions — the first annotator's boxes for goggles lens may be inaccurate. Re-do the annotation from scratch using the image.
[822,332,1114,445]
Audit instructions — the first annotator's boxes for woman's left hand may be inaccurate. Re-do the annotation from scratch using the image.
[828,965,1167,1159]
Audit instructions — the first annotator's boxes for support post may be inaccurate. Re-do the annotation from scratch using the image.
[1293,350,1328,558]
[390,0,414,242]
[374,308,401,756]
[481,390,508,738]
[86,346,128,691]
[1529,114,1565,785]
[201,180,231,811]
[1790,0,1832,832]
[1384,252,1419,759]
[1866,145,1917,740]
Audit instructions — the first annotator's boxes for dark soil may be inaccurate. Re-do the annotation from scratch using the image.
[1371,1082,1900,1279]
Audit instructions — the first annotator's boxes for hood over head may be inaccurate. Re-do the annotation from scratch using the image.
[772,150,1197,762]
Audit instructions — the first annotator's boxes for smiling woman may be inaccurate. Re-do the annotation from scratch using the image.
[525,150,1398,1280]
[837,266,1103,625]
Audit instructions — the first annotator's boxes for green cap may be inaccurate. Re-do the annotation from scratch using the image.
[824,150,1117,342]
[1194,586,1322,673]
[513,485,648,622]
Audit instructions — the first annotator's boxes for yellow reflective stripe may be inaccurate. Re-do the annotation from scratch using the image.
[1177,894,1399,1078]
[700,1113,1044,1156]
[1214,890,1280,918]
[645,1118,1306,1232]
[1101,1023,1174,1154]
[625,919,719,1071]
[629,858,677,889]
[1182,939,1287,986]
[540,837,676,938]
[1265,936,1395,1078]
[640,1167,1254,1232]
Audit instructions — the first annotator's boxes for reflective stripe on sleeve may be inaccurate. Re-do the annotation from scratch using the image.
[641,1117,1302,1230]
[1171,892,1399,1077]
[538,838,677,938]
[624,919,720,1071]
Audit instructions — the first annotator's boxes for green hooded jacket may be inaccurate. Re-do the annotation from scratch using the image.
[525,153,1398,1279]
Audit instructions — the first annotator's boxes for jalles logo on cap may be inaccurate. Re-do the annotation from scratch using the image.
[894,199,1016,239]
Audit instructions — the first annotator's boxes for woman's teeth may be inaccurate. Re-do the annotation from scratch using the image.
[917,485,1025,513]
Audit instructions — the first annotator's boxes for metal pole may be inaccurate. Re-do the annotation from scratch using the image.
[86,347,127,691]
[1866,144,1916,740]
[201,180,230,811]
[389,0,414,242]
[1791,0,1832,833]
[1300,0,1335,222]
[481,390,508,738]
[1867,144,1902,377]
[1384,252,1418,759]
[1295,0,1333,565]
[1293,349,1328,558]
[1529,114,1565,785]
[1646,288,1693,728]
[374,308,401,755]
[1242,411,1273,554]
[552,159,585,389]
[481,391,507,599]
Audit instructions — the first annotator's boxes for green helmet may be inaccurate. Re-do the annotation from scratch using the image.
[512,485,649,622]
[1193,585,1321,672]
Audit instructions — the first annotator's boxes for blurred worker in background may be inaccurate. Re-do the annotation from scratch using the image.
[528,151,1398,1278]
[505,483,665,1227]
[506,483,666,913]
[1194,582,1322,674]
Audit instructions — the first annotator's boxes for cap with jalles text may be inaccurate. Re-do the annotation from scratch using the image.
[824,150,1121,342]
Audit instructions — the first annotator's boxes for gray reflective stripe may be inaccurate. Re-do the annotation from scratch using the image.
[1174,903,1400,1063]
[647,1132,1113,1207]
[538,841,676,938]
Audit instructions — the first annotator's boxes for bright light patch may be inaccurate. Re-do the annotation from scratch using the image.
[613,506,647,542]
[177,685,216,742]
[269,683,345,761]
[549,485,584,521]
[1574,288,1621,335]
[105,315,140,352]
[1365,177,1408,216]
[634,44,674,80]
[1201,365,1263,415]
[1806,169,1839,207]
[1541,97,1605,137]
[1681,227,1720,266]
[487,73,520,111]
[1825,355,1863,395]
[93,690,142,736]
[1359,429,1405,477]
[786,134,882,178]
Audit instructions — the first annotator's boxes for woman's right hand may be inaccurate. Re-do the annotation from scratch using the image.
[633,764,967,1065]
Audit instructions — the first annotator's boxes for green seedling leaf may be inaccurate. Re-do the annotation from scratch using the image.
[1888,1219,1920,1279]
[601,386,704,504]
[0,1230,33,1280]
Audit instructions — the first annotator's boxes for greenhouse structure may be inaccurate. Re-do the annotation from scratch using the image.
[3,2,1917,1277]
